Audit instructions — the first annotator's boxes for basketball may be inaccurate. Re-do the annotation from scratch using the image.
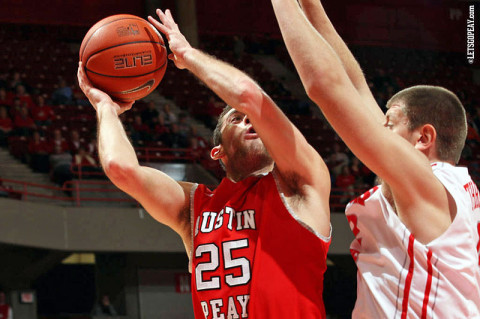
[79,14,167,102]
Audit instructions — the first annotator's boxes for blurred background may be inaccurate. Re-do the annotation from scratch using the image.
[0,0,478,318]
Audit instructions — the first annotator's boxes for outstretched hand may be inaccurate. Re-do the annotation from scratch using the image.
[77,62,133,114]
[148,9,192,70]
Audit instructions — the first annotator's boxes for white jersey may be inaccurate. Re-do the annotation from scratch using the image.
[345,162,480,319]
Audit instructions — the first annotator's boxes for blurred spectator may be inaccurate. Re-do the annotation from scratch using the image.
[190,127,209,159]
[167,123,183,148]
[49,144,73,188]
[14,84,34,109]
[152,114,170,146]
[72,81,90,106]
[141,101,160,127]
[130,115,150,146]
[51,77,73,105]
[9,70,26,91]
[28,130,52,173]
[31,95,55,127]
[13,105,36,137]
[51,128,69,153]
[161,103,177,126]
[85,136,98,156]
[176,112,193,148]
[0,87,12,107]
[74,146,101,178]
[92,295,117,317]
[0,290,12,319]
[68,130,84,155]
[9,98,22,118]
[0,71,8,89]
[0,106,13,146]
[327,142,349,177]
[335,165,356,204]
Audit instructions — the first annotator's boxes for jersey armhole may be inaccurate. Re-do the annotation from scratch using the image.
[271,171,332,243]
[188,183,199,273]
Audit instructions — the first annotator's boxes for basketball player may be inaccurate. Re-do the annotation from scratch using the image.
[77,8,332,319]
[271,0,480,317]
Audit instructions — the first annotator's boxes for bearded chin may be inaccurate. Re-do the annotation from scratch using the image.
[229,142,273,177]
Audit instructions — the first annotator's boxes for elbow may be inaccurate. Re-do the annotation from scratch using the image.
[235,79,263,113]
[303,69,342,104]
[103,158,138,186]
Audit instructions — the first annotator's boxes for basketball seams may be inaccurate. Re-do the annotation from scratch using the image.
[80,15,158,60]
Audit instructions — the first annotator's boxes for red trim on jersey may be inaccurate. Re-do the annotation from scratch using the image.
[401,234,415,319]
[421,249,433,319]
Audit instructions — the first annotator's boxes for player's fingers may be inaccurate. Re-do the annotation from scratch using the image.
[165,9,174,21]
[164,9,180,31]
[156,9,170,26]
[77,63,88,92]
[148,16,169,36]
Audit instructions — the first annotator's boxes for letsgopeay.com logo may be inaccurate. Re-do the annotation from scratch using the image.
[467,5,475,64]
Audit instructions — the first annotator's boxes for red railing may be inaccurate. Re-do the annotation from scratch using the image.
[71,147,201,180]
[0,175,368,211]
[0,177,137,207]
[135,147,197,163]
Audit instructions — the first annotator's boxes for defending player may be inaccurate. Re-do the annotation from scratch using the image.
[78,8,331,319]
[271,0,480,317]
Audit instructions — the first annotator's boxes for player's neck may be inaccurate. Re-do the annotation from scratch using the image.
[226,163,274,183]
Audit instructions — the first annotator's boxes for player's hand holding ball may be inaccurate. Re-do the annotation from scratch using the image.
[148,9,192,70]
[77,62,132,115]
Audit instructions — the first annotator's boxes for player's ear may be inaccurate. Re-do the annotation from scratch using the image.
[210,145,225,160]
[416,124,436,152]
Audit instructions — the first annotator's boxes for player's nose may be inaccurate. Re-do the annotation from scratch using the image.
[243,116,250,125]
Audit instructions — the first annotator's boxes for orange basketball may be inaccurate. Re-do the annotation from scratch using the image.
[79,14,167,102]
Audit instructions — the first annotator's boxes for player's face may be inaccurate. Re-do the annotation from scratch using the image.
[221,109,265,153]
[219,109,272,172]
[384,103,417,146]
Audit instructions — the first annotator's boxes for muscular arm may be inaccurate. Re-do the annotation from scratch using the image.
[271,0,451,243]
[77,65,193,247]
[149,9,331,237]
[298,0,383,123]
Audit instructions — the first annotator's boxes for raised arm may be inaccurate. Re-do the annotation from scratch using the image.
[297,0,383,123]
[149,9,331,237]
[271,0,452,243]
[77,64,194,247]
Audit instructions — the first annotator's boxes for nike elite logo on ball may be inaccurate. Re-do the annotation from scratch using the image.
[116,79,155,94]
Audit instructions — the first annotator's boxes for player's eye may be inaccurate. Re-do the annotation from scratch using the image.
[231,115,242,122]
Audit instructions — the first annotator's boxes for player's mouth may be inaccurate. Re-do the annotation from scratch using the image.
[245,127,259,139]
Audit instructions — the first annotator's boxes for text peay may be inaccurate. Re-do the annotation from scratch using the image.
[200,294,250,319]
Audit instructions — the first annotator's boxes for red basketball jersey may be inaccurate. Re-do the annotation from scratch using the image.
[190,173,330,319]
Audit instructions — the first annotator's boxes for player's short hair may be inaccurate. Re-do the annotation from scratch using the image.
[386,85,467,164]
[213,105,233,146]
[212,105,233,170]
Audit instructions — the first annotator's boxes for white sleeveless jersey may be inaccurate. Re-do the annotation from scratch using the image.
[345,162,480,319]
